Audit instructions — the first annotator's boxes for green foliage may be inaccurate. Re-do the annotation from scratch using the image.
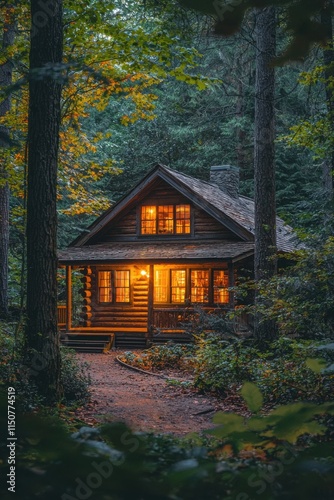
[0,322,90,407]
[210,381,334,453]
[82,23,318,228]
[119,343,196,372]
[1,386,334,500]
[240,382,263,413]
[194,337,334,404]
[60,347,91,405]
[254,235,334,337]
[174,0,331,62]
[183,305,238,339]
[0,321,18,384]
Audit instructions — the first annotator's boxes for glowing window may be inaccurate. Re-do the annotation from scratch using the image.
[98,270,130,303]
[158,205,174,234]
[115,270,130,303]
[213,270,229,304]
[141,204,191,235]
[141,206,156,234]
[191,270,209,303]
[99,271,112,303]
[171,270,186,303]
[154,269,168,303]
[176,205,191,234]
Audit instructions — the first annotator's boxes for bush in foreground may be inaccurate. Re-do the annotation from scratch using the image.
[194,336,334,405]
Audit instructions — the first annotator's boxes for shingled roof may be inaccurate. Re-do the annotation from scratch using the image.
[159,166,296,253]
[59,164,296,263]
[58,241,255,265]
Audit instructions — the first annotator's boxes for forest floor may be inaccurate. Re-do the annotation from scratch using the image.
[74,351,245,435]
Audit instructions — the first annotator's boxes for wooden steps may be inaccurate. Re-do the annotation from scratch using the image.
[60,331,193,351]
[114,332,148,350]
[61,334,114,353]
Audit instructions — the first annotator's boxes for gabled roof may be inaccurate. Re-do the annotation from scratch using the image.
[68,163,296,253]
[70,165,253,246]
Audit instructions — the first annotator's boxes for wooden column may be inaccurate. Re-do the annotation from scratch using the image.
[147,264,154,339]
[228,262,235,308]
[66,265,72,331]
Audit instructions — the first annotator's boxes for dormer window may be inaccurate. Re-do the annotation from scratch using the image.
[141,204,191,235]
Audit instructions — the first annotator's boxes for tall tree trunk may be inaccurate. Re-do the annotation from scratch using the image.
[25,0,63,402]
[0,9,15,319]
[321,0,334,200]
[254,7,277,342]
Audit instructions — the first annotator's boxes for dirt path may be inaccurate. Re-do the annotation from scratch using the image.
[74,351,231,435]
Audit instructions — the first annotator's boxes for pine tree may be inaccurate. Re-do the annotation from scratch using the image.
[0,6,15,318]
[24,0,63,402]
[253,6,277,342]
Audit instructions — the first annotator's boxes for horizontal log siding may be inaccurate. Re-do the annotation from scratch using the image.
[103,207,137,240]
[89,266,149,330]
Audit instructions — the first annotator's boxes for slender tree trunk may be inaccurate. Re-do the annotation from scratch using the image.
[25,0,63,402]
[321,0,334,199]
[0,9,15,319]
[254,7,277,342]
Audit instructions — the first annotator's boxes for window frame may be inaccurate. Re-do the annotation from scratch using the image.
[98,269,131,304]
[153,267,230,306]
[139,203,192,237]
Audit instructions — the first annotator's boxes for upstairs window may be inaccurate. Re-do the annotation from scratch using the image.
[141,204,191,235]
[98,270,130,303]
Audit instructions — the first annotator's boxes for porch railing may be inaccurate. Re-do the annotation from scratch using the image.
[57,305,67,326]
[152,306,247,333]
[152,308,189,330]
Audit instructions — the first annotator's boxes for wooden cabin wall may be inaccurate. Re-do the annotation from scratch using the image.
[104,206,137,240]
[88,265,149,331]
[193,207,240,240]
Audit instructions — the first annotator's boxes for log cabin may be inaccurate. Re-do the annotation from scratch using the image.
[58,164,296,349]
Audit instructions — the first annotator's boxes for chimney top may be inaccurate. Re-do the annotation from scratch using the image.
[210,165,240,199]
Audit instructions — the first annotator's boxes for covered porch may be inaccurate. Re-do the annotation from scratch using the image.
[57,241,254,347]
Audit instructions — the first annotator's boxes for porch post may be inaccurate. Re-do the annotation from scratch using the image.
[66,265,72,331]
[147,264,154,339]
[228,262,235,308]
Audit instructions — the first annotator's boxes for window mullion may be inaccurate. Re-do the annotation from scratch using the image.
[210,269,214,305]
[111,271,115,304]
[155,205,158,234]
[168,269,171,303]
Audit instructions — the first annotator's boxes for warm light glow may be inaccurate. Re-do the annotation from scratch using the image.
[140,270,148,277]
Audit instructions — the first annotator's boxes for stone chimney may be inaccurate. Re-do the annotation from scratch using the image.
[210,165,240,199]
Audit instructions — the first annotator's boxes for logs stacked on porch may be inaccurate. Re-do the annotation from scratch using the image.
[81,267,92,327]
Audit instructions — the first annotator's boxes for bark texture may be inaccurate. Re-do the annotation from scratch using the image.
[254,7,277,342]
[0,11,15,318]
[25,0,63,402]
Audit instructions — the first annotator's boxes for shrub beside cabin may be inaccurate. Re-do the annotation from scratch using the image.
[58,164,295,349]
